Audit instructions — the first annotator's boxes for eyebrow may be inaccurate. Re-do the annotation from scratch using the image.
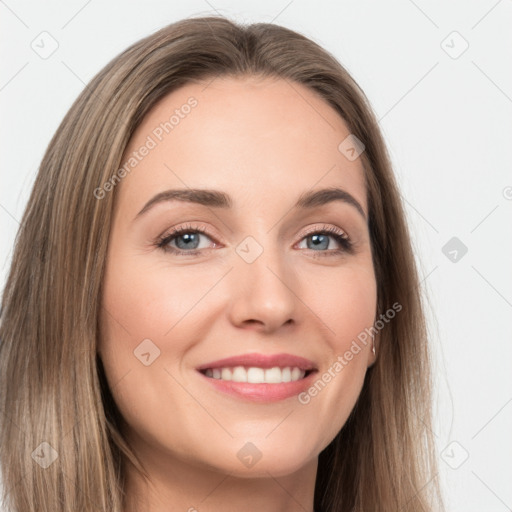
[134,186,367,221]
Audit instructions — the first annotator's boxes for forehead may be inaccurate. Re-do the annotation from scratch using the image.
[116,76,367,214]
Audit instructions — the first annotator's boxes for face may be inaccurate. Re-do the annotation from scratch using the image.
[98,76,377,481]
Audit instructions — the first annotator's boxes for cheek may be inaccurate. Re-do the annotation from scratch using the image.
[295,261,376,443]
[305,259,377,347]
[97,250,230,418]
[97,254,219,450]
[333,273,376,347]
[99,252,221,349]
[324,263,377,383]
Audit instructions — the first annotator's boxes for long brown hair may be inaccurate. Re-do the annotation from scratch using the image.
[0,15,444,511]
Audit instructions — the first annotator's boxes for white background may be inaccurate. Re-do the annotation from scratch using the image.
[1,1,511,510]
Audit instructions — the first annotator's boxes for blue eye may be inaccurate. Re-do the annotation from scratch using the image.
[297,225,353,255]
[156,224,214,255]
[156,224,353,256]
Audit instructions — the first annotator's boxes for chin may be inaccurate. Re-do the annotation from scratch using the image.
[201,440,318,479]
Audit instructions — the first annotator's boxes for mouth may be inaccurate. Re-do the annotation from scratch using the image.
[195,353,318,402]
[199,366,315,384]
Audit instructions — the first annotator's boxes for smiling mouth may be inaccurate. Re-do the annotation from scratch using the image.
[199,366,315,384]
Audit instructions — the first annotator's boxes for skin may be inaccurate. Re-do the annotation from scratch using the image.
[98,75,378,512]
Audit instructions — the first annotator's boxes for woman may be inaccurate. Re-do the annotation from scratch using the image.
[0,16,444,512]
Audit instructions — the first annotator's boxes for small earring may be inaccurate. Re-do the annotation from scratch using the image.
[372,335,376,356]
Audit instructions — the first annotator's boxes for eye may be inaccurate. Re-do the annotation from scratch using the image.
[156,224,217,255]
[296,225,353,256]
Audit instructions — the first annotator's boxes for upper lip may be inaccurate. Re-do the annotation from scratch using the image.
[196,352,317,372]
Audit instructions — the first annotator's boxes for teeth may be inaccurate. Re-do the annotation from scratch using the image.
[204,366,306,383]
[291,367,301,381]
[232,367,246,382]
[247,367,265,383]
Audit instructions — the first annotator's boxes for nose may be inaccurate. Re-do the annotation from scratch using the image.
[227,242,298,334]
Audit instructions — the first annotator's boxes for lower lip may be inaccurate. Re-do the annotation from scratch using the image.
[197,370,318,402]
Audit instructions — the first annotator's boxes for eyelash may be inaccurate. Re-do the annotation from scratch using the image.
[155,223,353,257]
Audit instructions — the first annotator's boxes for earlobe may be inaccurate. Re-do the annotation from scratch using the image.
[367,332,378,368]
